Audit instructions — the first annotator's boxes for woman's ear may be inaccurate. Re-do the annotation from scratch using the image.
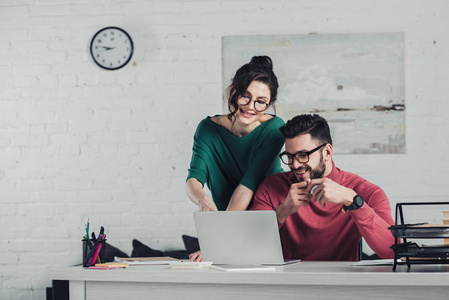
[227,88,237,113]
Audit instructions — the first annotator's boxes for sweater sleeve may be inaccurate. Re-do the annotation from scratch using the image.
[350,188,395,259]
[186,119,210,185]
[240,117,285,192]
[252,178,277,210]
[251,173,288,229]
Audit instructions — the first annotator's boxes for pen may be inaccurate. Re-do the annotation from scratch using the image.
[86,218,90,241]
[83,231,99,267]
[97,226,105,263]
[83,242,99,267]
[90,234,106,266]
[84,218,90,259]
[83,235,88,259]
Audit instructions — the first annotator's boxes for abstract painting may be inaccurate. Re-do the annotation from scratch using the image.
[222,33,405,154]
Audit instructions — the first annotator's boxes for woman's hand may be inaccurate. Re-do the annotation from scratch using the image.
[189,250,202,262]
[198,196,218,211]
[226,184,254,211]
[186,178,217,211]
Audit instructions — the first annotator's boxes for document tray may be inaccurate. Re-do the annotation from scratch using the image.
[389,202,449,271]
[389,223,449,239]
[391,242,449,257]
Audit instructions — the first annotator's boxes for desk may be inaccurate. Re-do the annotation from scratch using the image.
[49,261,449,300]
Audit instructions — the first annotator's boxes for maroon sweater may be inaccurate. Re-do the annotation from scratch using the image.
[252,164,395,261]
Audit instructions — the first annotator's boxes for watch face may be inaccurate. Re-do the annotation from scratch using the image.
[90,27,134,70]
[355,195,363,207]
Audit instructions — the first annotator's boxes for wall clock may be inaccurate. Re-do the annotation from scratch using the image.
[90,26,134,70]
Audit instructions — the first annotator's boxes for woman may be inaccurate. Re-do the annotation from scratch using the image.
[186,55,285,211]
[186,56,285,261]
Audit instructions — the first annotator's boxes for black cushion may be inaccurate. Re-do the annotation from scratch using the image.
[163,250,190,259]
[182,235,200,253]
[131,239,164,257]
[96,236,200,261]
[99,242,129,263]
[131,238,193,259]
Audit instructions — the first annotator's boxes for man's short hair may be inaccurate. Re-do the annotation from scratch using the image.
[279,114,333,145]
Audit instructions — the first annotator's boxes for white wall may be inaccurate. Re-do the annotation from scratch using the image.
[1,0,449,298]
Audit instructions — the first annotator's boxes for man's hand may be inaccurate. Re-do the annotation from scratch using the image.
[275,181,311,224]
[189,250,202,262]
[198,196,218,211]
[307,178,357,208]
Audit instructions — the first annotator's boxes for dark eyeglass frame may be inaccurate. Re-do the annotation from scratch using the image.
[237,95,270,112]
[279,144,327,165]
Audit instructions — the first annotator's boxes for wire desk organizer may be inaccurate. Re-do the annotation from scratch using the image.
[389,202,449,271]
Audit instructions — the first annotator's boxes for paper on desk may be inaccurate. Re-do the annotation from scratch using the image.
[352,259,402,266]
[114,256,180,265]
[211,264,276,272]
[169,261,212,269]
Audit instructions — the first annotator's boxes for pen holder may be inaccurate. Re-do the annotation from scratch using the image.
[82,239,92,263]
[82,237,106,267]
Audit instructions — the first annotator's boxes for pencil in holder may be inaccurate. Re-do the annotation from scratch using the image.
[82,238,95,263]
[82,226,107,267]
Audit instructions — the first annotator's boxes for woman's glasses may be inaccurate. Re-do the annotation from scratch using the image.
[237,95,270,112]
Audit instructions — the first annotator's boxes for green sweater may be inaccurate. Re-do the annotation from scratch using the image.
[187,115,285,210]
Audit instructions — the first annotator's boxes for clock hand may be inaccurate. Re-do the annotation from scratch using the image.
[99,46,116,52]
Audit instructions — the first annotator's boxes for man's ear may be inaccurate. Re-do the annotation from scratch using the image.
[324,144,333,161]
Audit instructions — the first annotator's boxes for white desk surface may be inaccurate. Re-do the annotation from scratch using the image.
[50,261,449,300]
[50,261,449,286]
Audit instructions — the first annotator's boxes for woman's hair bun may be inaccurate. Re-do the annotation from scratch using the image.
[249,55,273,71]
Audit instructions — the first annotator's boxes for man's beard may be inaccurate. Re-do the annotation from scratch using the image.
[310,159,326,179]
[293,155,326,182]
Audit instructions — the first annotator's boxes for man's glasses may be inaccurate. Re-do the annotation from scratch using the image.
[279,144,326,165]
[237,95,270,112]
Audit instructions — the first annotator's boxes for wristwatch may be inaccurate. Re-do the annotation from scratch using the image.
[342,195,364,213]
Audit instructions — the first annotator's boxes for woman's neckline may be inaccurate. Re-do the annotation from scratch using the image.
[210,114,275,137]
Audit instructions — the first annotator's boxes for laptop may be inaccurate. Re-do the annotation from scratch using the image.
[193,210,300,266]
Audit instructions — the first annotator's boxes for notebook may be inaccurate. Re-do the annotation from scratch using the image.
[193,210,300,267]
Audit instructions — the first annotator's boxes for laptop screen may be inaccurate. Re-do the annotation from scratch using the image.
[193,211,285,265]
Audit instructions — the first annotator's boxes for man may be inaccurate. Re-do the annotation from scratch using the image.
[251,114,395,261]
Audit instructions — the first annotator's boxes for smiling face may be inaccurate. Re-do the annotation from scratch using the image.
[285,133,332,182]
[234,80,271,126]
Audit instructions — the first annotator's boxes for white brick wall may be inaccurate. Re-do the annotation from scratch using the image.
[1,0,449,298]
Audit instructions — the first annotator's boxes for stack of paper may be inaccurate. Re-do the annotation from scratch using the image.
[114,256,180,265]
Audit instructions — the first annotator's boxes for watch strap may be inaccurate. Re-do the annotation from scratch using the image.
[342,194,364,213]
